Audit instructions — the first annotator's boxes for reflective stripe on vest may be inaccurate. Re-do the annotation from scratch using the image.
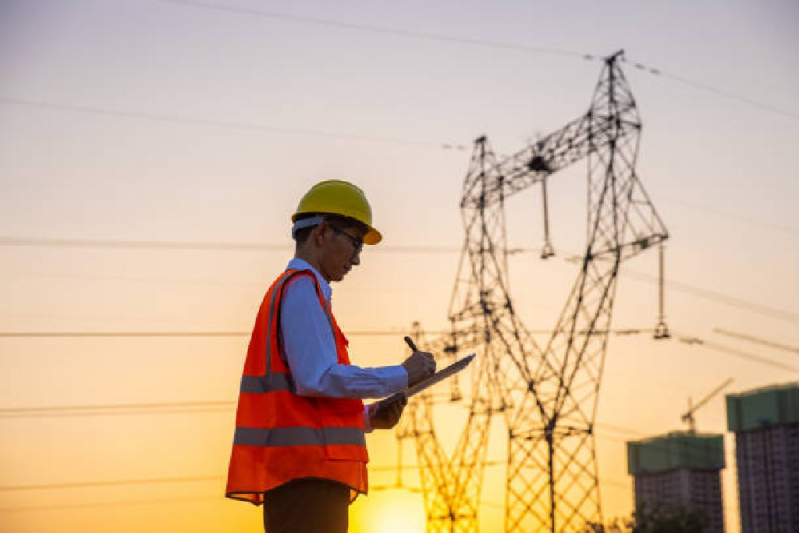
[240,373,293,394]
[234,426,367,448]
[264,271,293,379]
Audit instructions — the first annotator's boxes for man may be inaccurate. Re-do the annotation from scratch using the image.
[225,180,436,533]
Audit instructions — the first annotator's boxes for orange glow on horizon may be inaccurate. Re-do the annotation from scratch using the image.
[351,489,426,533]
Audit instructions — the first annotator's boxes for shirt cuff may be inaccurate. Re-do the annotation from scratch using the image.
[363,404,375,433]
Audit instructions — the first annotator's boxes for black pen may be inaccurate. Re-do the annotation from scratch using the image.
[404,336,418,352]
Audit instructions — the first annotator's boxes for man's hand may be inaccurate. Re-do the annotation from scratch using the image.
[369,397,407,430]
[402,350,436,387]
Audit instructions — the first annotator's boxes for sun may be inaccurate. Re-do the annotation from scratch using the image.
[351,488,426,533]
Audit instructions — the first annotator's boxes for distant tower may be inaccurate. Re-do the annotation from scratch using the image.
[727,382,799,533]
[627,432,726,532]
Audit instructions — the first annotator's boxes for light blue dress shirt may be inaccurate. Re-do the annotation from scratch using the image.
[280,258,408,403]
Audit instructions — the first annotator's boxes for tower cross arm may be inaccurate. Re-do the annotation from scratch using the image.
[462,54,641,210]
[462,110,601,208]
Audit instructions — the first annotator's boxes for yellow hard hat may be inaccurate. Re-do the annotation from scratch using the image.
[292,180,382,245]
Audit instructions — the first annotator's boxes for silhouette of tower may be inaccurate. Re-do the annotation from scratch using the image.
[398,51,669,532]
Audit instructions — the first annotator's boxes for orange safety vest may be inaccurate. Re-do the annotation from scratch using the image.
[225,269,369,505]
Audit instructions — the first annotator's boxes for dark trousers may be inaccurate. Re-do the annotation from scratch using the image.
[263,478,350,533]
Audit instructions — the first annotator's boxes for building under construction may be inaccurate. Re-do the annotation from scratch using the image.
[727,382,799,533]
[627,432,726,532]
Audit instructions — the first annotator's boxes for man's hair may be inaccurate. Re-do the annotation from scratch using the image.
[293,213,368,246]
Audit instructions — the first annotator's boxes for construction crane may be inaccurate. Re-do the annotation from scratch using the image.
[397,50,669,532]
[681,378,734,433]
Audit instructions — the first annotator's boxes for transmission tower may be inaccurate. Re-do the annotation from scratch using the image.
[398,51,669,532]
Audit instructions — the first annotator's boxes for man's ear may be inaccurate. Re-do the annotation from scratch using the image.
[311,220,328,245]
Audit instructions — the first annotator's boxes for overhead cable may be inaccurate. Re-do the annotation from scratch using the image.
[3,236,793,325]
[0,236,462,253]
[159,0,590,59]
[713,327,799,356]
[0,495,220,513]
[623,56,799,122]
[620,268,799,324]
[0,400,235,418]
[160,1,799,123]
[673,331,799,374]
[560,248,798,325]
[0,476,221,492]
[658,197,799,237]
[0,327,650,339]
[0,97,468,151]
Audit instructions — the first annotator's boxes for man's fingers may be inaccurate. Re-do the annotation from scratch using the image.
[402,350,437,386]
[425,353,436,376]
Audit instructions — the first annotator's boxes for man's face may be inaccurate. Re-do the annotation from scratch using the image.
[317,220,365,283]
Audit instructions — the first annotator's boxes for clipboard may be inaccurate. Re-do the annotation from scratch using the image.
[374,353,476,413]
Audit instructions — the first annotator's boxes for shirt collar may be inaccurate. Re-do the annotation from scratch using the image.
[287,258,333,303]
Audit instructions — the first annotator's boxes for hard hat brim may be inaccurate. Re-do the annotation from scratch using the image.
[292,212,382,245]
[364,227,382,245]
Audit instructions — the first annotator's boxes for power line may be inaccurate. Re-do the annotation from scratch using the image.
[0,329,448,339]
[0,327,654,340]
[2,328,794,385]
[0,236,463,253]
[0,465,436,493]
[623,56,799,122]
[0,476,221,492]
[713,327,799,356]
[0,495,220,513]
[0,485,626,513]
[159,0,591,60]
[558,165,797,240]
[699,339,799,374]
[0,356,703,421]
[0,400,235,418]
[673,331,799,374]
[0,407,233,419]
[0,331,247,338]
[159,1,799,124]
[619,267,799,325]
[559,248,799,325]
[0,329,771,421]
[0,236,288,251]
[659,197,799,237]
[0,463,504,496]
[0,97,468,151]
[4,235,795,325]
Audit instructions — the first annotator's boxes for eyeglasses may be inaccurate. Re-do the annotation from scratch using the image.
[328,224,364,256]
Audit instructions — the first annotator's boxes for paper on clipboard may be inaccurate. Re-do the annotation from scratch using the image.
[374,353,476,412]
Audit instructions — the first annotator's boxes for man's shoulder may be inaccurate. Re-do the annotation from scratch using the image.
[281,270,320,299]
[284,269,317,286]
[283,260,332,300]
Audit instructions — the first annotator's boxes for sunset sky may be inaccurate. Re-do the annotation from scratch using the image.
[1,1,798,532]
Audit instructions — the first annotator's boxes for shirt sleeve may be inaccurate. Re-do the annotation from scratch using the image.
[280,274,408,399]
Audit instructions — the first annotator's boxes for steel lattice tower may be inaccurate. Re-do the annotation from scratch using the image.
[397,51,669,532]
